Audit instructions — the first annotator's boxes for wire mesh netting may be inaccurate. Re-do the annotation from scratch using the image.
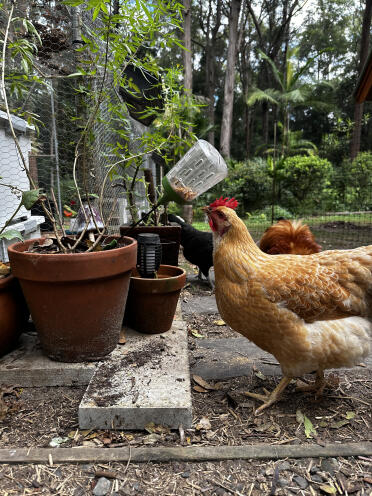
[0,1,159,239]
[0,1,371,252]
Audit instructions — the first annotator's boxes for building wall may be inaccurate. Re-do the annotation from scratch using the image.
[0,124,32,229]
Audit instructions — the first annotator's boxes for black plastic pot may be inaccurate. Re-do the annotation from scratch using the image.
[120,225,181,266]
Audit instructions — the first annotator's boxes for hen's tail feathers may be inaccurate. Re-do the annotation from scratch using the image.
[259,219,322,255]
[168,213,186,225]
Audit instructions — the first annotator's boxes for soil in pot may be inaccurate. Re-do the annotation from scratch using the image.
[120,225,181,266]
[7,236,137,362]
[0,274,29,357]
[124,265,186,334]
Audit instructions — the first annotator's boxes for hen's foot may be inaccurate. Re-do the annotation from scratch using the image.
[244,377,291,414]
[296,371,326,396]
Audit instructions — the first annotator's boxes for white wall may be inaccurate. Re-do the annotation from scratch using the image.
[0,125,32,229]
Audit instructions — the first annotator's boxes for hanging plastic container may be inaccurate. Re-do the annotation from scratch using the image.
[158,140,228,205]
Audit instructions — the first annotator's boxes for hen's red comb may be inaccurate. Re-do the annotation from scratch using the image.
[209,196,238,210]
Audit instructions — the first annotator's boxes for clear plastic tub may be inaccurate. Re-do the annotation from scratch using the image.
[162,140,228,204]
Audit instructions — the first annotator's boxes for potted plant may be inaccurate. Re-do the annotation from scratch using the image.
[0,4,139,362]
[123,233,186,333]
[119,164,182,267]
[0,186,43,357]
[1,0,198,361]
[0,259,29,357]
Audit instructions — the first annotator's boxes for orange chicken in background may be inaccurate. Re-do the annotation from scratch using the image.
[259,219,322,255]
[204,197,371,413]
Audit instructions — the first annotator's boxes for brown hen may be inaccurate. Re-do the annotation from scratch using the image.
[259,219,322,255]
[205,199,371,413]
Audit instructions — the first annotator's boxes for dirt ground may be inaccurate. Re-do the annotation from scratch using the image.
[0,253,371,495]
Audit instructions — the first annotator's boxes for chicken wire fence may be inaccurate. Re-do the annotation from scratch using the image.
[0,1,158,237]
[0,1,372,251]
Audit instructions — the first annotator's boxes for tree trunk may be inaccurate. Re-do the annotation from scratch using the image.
[206,41,216,146]
[350,0,372,160]
[220,0,241,158]
[204,0,222,146]
[244,105,252,157]
[183,0,193,93]
[182,0,193,222]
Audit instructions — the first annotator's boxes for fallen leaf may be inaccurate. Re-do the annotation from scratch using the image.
[49,437,69,447]
[319,484,336,494]
[330,419,349,429]
[358,362,366,367]
[82,440,96,447]
[145,422,169,434]
[195,416,211,430]
[0,263,10,276]
[193,385,208,393]
[118,328,126,344]
[296,409,317,438]
[39,238,54,247]
[345,411,355,419]
[190,329,204,338]
[85,432,101,440]
[143,433,161,445]
[296,409,304,424]
[255,371,266,380]
[213,319,226,326]
[79,429,93,437]
[193,375,216,390]
[304,416,317,438]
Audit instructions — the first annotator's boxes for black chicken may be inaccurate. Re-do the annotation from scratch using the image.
[168,214,214,287]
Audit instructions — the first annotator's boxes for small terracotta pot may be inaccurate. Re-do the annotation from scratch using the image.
[0,274,29,357]
[124,265,186,334]
[8,236,137,362]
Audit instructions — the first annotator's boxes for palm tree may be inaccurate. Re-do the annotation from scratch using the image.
[247,47,332,155]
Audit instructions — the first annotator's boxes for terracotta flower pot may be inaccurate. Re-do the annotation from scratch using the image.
[124,264,186,334]
[8,236,137,362]
[0,274,29,357]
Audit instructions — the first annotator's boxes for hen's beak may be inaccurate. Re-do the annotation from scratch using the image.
[202,206,211,215]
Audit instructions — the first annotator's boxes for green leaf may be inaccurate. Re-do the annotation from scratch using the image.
[21,189,42,210]
[190,329,204,338]
[296,409,317,438]
[296,409,304,424]
[0,230,24,241]
[345,411,355,419]
[255,371,266,380]
[304,415,317,438]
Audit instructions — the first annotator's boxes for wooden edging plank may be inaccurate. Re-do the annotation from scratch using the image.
[0,442,371,464]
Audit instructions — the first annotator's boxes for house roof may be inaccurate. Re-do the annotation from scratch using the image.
[354,49,372,103]
[0,110,35,133]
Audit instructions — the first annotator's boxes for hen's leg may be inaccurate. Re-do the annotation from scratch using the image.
[244,376,292,414]
[296,370,326,395]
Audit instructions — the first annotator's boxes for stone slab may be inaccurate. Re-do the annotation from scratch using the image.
[0,333,97,387]
[190,336,372,380]
[78,316,192,430]
[181,295,218,315]
[190,337,281,380]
